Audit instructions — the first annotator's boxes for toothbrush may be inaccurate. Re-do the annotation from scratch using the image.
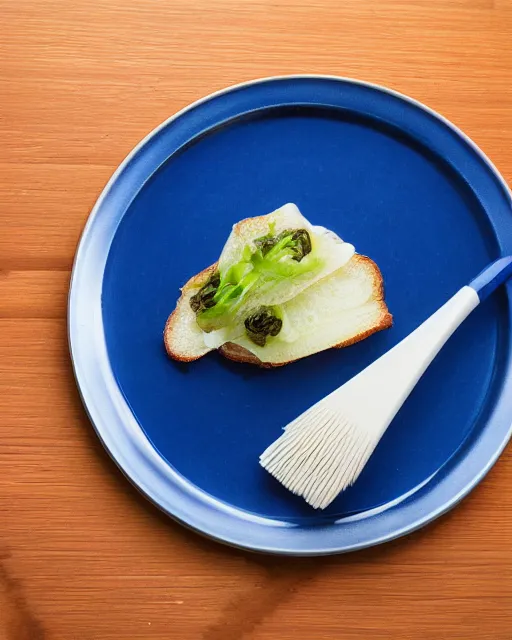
[259,257,512,510]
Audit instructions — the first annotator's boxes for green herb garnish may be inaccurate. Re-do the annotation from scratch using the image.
[190,227,317,335]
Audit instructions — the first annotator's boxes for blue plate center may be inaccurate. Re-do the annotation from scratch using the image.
[102,107,501,521]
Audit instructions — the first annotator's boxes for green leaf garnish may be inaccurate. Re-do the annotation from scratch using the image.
[190,227,320,335]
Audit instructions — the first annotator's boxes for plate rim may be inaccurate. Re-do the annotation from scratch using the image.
[68,74,512,555]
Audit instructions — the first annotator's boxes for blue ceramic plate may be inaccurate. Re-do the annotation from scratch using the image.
[69,76,512,555]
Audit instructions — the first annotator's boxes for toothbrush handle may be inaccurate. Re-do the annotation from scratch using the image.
[328,257,512,441]
[469,256,512,302]
[332,286,480,437]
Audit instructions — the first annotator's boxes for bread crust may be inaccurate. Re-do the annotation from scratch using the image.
[164,254,392,367]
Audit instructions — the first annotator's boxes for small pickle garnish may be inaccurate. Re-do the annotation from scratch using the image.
[244,306,283,347]
[254,228,312,262]
[189,272,221,313]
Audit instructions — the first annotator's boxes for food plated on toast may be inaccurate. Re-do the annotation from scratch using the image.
[164,203,392,367]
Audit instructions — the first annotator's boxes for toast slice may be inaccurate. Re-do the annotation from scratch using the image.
[164,254,392,367]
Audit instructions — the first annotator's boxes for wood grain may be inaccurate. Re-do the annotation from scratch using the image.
[1,0,511,638]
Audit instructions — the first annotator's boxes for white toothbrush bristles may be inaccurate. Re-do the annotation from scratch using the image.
[259,403,376,510]
[259,286,483,510]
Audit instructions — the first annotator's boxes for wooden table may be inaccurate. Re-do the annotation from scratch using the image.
[2,1,512,638]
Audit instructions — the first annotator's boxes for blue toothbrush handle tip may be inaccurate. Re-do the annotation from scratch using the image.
[469,256,512,301]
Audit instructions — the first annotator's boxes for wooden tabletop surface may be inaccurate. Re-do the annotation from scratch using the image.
[2,1,512,638]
